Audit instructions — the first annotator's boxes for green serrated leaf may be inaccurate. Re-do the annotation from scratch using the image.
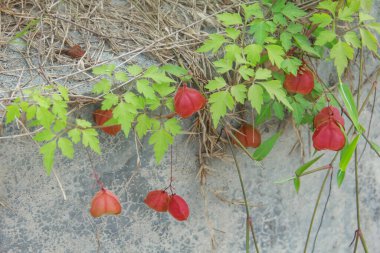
[5,104,20,124]
[135,114,152,138]
[259,80,293,110]
[244,44,263,66]
[213,58,233,73]
[225,28,241,40]
[40,141,56,174]
[281,2,306,21]
[82,129,100,154]
[248,85,263,114]
[209,91,235,128]
[225,44,246,65]
[197,34,226,54]
[359,12,374,22]
[265,44,285,68]
[280,32,292,51]
[340,134,360,172]
[161,64,188,77]
[230,84,247,104]
[272,101,285,120]
[164,118,182,135]
[149,129,173,163]
[309,13,332,27]
[317,0,338,16]
[281,57,302,75]
[295,154,324,176]
[344,31,361,48]
[58,137,74,159]
[114,71,129,82]
[101,93,119,110]
[205,77,227,91]
[58,85,69,101]
[366,22,380,34]
[252,132,281,161]
[92,64,115,77]
[136,79,156,99]
[217,13,243,26]
[250,20,270,45]
[360,28,378,53]
[76,119,92,128]
[242,3,263,20]
[330,40,354,77]
[287,23,304,34]
[315,30,336,46]
[113,102,136,136]
[127,64,143,76]
[53,119,66,132]
[255,68,272,80]
[92,78,111,94]
[36,107,55,129]
[34,129,55,142]
[68,128,81,143]
[152,83,176,97]
[238,66,255,80]
[293,34,320,57]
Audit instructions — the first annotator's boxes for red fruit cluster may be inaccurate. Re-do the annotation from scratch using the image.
[283,64,314,95]
[93,109,121,136]
[144,190,189,221]
[312,106,346,151]
[90,188,122,218]
[233,124,261,148]
[174,84,206,118]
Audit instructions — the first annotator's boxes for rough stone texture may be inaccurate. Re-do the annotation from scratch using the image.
[1,5,380,253]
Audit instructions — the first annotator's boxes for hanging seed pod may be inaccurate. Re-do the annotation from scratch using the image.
[283,64,314,95]
[233,124,261,148]
[90,188,122,218]
[93,109,121,136]
[312,121,346,151]
[144,190,170,212]
[168,194,189,221]
[313,106,345,129]
[62,45,85,59]
[174,84,206,118]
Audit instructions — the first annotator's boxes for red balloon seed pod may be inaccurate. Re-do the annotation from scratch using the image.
[174,84,206,118]
[313,106,345,129]
[312,121,346,151]
[233,124,261,148]
[283,64,314,95]
[93,109,121,136]
[168,194,190,221]
[144,190,170,212]
[90,188,122,218]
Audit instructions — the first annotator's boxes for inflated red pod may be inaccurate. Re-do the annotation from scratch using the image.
[168,194,189,221]
[312,121,346,151]
[174,84,206,118]
[283,64,314,95]
[313,106,344,129]
[144,190,170,212]
[90,188,122,218]
[234,124,261,148]
[93,109,121,136]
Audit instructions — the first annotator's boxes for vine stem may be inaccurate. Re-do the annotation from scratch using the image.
[225,129,260,253]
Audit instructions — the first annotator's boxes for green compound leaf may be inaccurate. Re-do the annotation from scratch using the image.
[330,40,354,77]
[92,64,115,77]
[244,44,263,66]
[82,129,101,154]
[248,84,263,114]
[293,34,320,57]
[242,3,263,20]
[92,78,111,94]
[238,66,255,80]
[101,93,119,110]
[230,84,247,104]
[36,107,55,129]
[250,20,270,45]
[68,128,81,144]
[281,2,306,21]
[315,30,336,46]
[217,13,243,26]
[265,44,285,68]
[344,31,361,48]
[339,134,360,172]
[127,64,143,76]
[197,34,226,54]
[136,79,156,99]
[34,129,55,142]
[209,91,235,128]
[225,28,241,40]
[258,80,293,111]
[114,71,129,82]
[205,77,227,91]
[5,104,20,124]
[164,118,182,135]
[252,132,281,161]
[281,57,302,75]
[135,114,152,139]
[58,137,74,159]
[40,140,56,175]
[255,68,272,80]
[149,128,173,163]
[280,31,292,51]
[360,28,378,54]
[161,64,188,77]
[317,0,338,16]
[309,13,332,27]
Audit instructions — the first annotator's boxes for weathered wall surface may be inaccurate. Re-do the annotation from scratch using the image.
[1,3,380,253]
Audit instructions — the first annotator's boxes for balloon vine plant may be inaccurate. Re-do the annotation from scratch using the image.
[3,0,380,252]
